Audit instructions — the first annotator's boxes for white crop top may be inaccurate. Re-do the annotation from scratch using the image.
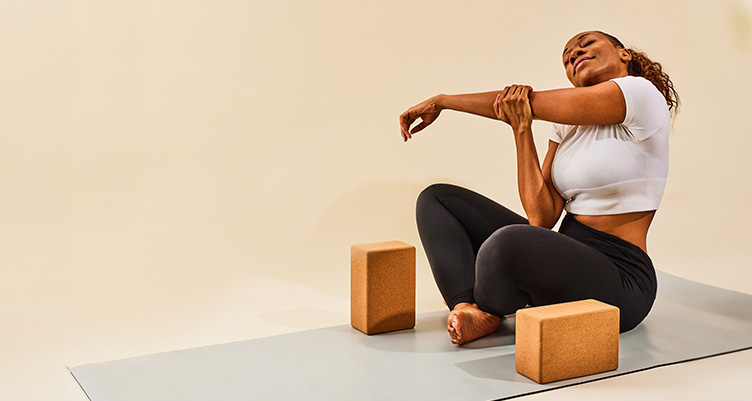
[549,75,670,215]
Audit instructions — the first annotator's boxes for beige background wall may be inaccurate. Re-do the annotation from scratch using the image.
[1,1,751,400]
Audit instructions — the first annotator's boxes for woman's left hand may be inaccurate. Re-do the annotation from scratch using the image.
[493,85,533,131]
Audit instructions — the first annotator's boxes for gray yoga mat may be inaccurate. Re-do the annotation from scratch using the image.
[70,271,752,401]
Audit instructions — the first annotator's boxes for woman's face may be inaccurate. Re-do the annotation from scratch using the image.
[562,31,631,87]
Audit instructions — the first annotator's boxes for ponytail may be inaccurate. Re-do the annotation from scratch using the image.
[597,31,680,116]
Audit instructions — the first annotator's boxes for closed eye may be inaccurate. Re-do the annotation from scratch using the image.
[565,40,596,65]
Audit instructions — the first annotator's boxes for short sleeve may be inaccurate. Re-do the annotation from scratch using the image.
[549,123,564,143]
[611,76,670,142]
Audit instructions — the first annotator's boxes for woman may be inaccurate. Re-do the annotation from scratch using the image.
[399,31,679,344]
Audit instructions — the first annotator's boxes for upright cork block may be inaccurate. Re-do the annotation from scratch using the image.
[351,241,415,335]
[515,299,619,384]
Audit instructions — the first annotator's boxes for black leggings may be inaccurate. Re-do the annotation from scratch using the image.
[416,183,657,333]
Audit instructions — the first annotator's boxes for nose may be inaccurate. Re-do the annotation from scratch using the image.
[569,48,585,66]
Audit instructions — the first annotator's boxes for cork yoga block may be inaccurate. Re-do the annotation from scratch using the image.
[350,241,415,335]
[515,299,619,384]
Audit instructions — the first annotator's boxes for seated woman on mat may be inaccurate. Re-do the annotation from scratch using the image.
[399,31,679,344]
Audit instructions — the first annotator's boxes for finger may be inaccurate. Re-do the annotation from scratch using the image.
[503,85,518,100]
[494,94,504,118]
[411,121,428,135]
[515,85,529,103]
[503,89,514,103]
[520,86,530,99]
[499,87,511,103]
[400,113,415,138]
[496,95,510,119]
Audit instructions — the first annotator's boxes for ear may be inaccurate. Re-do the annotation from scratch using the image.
[620,48,632,63]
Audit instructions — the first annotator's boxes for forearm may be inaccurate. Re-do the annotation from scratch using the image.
[513,126,560,228]
[434,81,626,126]
[435,92,507,122]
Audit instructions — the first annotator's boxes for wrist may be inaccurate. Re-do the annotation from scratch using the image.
[513,123,533,136]
[432,94,448,110]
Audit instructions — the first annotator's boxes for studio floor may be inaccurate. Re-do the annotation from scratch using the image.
[2,264,751,401]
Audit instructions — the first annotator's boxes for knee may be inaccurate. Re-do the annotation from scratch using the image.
[474,225,537,315]
[417,183,455,200]
[478,224,534,258]
[416,183,455,211]
[476,225,541,281]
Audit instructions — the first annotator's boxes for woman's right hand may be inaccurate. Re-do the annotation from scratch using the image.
[399,96,443,142]
[493,85,533,132]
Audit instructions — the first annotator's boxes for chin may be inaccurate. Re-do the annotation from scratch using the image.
[575,74,601,87]
[568,73,592,87]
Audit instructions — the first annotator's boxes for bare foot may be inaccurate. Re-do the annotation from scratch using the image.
[447,303,500,345]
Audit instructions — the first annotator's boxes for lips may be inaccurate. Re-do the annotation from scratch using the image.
[573,56,593,74]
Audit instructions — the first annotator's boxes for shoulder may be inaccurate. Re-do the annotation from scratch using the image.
[609,75,670,130]
[610,75,655,88]
[609,76,667,108]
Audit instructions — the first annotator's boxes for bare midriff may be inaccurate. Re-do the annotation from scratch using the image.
[573,210,655,253]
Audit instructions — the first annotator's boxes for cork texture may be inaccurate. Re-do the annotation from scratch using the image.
[350,241,415,335]
[515,299,619,384]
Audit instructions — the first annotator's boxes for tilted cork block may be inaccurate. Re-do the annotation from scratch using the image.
[515,299,619,384]
[351,241,415,335]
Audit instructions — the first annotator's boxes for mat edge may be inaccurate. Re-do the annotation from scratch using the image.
[491,346,752,401]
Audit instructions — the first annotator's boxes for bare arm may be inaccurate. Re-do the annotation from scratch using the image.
[440,81,626,124]
[528,81,626,125]
[399,80,626,141]
[535,140,566,228]
[434,91,501,120]
[493,86,565,228]
[398,91,499,141]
